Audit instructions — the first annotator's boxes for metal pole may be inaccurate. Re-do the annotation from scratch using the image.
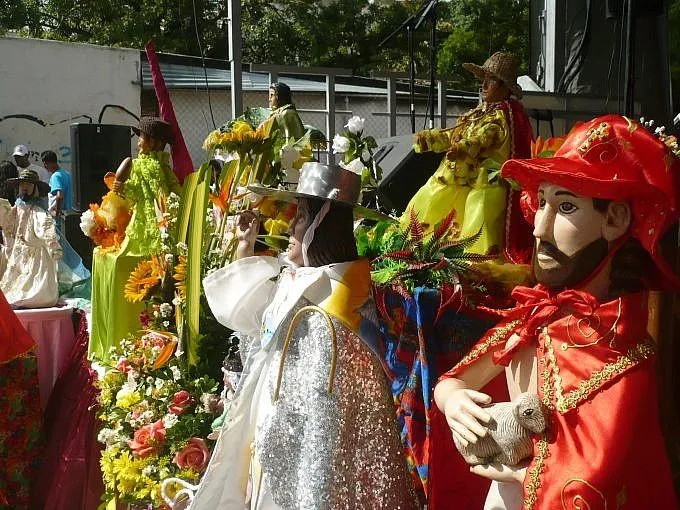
[326,74,336,158]
[228,0,243,117]
[438,79,447,128]
[429,2,437,129]
[408,25,416,133]
[387,77,397,137]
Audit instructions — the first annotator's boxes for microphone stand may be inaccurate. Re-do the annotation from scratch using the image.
[414,0,439,129]
[379,0,434,133]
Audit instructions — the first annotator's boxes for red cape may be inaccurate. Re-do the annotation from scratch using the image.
[0,291,35,364]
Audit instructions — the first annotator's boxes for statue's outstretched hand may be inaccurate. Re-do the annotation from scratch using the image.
[235,210,259,259]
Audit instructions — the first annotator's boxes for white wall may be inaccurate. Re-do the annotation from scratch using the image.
[0,37,140,172]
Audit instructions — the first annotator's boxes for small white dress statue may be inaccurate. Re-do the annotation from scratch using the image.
[0,169,62,308]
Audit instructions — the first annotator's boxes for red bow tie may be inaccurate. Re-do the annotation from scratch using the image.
[492,285,600,365]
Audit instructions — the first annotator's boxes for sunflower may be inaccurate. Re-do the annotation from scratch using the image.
[124,259,162,303]
[173,256,187,302]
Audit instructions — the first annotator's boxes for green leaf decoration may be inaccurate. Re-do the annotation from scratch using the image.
[185,163,211,366]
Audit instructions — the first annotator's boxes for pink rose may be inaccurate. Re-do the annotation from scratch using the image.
[168,390,193,415]
[128,419,166,458]
[173,438,210,473]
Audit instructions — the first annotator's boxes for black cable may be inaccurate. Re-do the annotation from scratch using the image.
[97,104,139,124]
[557,0,592,94]
[192,0,216,129]
[617,0,627,112]
[604,15,621,110]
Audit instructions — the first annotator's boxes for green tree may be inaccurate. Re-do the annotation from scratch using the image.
[437,0,530,90]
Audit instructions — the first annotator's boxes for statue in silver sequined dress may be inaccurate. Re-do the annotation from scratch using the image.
[188,164,419,510]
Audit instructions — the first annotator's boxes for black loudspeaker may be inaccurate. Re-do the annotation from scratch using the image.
[70,123,132,212]
[374,134,442,214]
[606,0,663,19]
[65,211,94,270]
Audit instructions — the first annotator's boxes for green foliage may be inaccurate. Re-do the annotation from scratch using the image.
[437,0,530,90]
[365,209,494,298]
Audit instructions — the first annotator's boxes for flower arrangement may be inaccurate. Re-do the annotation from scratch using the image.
[332,115,382,188]
[80,174,132,251]
[358,209,493,302]
[123,191,183,334]
[202,120,268,155]
[97,331,221,508]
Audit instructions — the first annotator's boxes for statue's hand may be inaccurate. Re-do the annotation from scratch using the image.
[235,210,259,259]
[441,386,492,448]
[112,179,125,197]
[470,461,528,484]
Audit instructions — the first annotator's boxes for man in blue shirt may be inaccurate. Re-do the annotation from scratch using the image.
[41,150,72,231]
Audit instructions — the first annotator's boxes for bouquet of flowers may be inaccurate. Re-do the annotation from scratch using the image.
[97,330,221,508]
[80,173,132,251]
[332,115,382,188]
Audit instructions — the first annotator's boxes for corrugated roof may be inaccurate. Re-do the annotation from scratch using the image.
[140,62,392,95]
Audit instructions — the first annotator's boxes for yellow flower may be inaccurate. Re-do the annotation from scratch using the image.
[202,129,221,151]
[116,390,142,409]
[124,257,163,303]
[173,256,187,301]
[264,218,290,237]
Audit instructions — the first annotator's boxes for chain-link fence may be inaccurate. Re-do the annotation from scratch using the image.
[165,78,477,169]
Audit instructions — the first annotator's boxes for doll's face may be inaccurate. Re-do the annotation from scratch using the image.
[532,184,630,288]
[18,181,36,199]
[137,134,164,154]
[287,199,312,266]
[481,74,510,103]
[269,88,278,109]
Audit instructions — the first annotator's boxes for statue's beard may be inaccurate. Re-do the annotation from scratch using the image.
[532,238,609,289]
[20,193,31,201]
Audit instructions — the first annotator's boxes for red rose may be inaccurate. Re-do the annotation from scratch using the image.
[168,390,193,415]
[128,419,166,458]
[173,438,210,473]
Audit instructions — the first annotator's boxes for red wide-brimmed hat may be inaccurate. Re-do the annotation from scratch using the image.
[502,114,680,290]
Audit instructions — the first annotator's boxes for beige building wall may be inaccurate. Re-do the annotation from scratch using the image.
[0,36,140,172]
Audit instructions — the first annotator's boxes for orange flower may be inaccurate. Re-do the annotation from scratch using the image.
[173,256,187,301]
[124,258,163,303]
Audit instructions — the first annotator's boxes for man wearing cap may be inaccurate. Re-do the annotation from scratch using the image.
[12,144,50,184]
[432,115,679,509]
[0,169,61,308]
[402,51,533,265]
[89,116,182,361]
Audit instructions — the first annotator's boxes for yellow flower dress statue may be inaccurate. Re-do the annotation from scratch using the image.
[402,52,534,265]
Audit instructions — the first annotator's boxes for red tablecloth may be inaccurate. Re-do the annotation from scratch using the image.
[15,306,76,408]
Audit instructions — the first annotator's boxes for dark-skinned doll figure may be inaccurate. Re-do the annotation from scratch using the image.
[431,115,679,509]
[89,117,181,361]
[186,163,420,509]
[404,52,534,273]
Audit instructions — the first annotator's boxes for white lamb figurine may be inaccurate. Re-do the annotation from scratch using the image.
[454,392,546,466]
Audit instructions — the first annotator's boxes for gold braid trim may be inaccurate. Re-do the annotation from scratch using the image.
[544,333,656,414]
[524,435,549,510]
[453,319,522,370]
[540,333,555,411]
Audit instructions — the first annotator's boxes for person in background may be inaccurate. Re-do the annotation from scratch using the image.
[0,161,18,204]
[0,161,19,275]
[13,144,50,184]
[42,150,72,232]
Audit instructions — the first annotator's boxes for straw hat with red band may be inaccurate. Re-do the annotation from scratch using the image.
[501,114,680,290]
